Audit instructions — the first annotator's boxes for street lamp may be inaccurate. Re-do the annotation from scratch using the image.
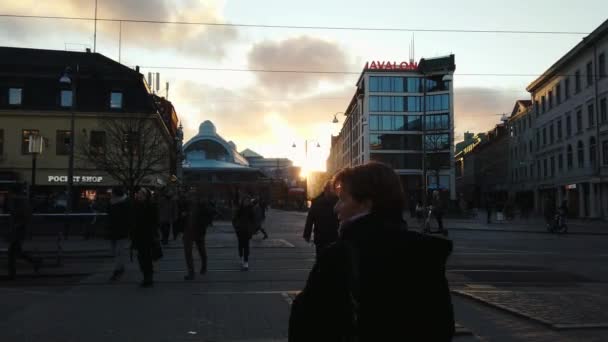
[59,67,76,220]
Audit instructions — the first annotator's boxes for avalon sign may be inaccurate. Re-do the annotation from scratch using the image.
[364,61,419,71]
[48,176,104,183]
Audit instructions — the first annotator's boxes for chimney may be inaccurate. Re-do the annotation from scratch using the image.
[135,65,140,73]
[86,48,91,53]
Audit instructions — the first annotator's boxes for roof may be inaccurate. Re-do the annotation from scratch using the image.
[526,18,608,93]
[0,46,137,77]
[183,121,249,167]
[510,100,533,118]
[241,149,263,158]
[182,159,258,172]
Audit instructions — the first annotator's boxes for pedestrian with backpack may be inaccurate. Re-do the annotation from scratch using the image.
[289,162,454,341]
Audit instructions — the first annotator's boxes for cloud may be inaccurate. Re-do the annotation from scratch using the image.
[0,0,237,59]
[454,87,527,139]
[247,36,353,94]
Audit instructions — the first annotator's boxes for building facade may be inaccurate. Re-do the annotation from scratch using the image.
[510,19,608,219]
[328,55,456,209]
[0,47,177,212]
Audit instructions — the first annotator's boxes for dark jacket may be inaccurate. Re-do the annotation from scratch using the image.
[184,200,213,241]
[290,213,454,341]
[107,195,130,241]
[131,200,160,246]
[303,194,339,245]
[7,195,31,242]
[232,202,256,238]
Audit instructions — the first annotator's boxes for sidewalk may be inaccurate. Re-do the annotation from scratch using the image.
[440,211,608,235]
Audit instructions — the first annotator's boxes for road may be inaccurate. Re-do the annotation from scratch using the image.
[1,209,608,341]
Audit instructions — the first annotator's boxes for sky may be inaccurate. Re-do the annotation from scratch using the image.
[1,0,607,173]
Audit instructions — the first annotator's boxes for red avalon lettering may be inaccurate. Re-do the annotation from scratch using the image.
[365,61,418,71]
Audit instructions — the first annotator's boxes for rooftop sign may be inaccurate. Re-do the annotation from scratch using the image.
[364,61,419,71]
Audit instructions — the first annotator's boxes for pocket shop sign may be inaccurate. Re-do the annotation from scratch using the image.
[48,176,104,183]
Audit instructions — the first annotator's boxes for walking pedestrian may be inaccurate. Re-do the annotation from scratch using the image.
[415,200,425,228]
[303,182,339,258]
[432,190,447,235]
[289,162,454,341]
[131,188,160,288]
[158,189,177,245]
[6,187,41,280]
[183,194,212,280]
[251,197,268,239]
[107,187,130,281]
[232,196,256,271]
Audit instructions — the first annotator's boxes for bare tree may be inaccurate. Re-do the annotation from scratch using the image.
[424,133,450,196]
[79,114,170,195]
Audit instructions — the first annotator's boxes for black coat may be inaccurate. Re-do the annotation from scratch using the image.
[131,200,160,246]
[106,196,130,241]
[290,213,454,341]
[303,194,339,245]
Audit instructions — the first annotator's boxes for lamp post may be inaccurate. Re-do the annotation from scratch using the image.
[59,67,76,220]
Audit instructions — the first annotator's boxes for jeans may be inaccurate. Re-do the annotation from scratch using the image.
[184,236,207,273]
[237,232,250,262]
[111,239,128,272]
[136,241,153,281]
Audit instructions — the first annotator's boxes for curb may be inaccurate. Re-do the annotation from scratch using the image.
[452,290,608,330]
[447,227,608,236]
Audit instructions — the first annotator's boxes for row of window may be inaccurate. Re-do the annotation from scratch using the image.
[369,114,449,131]
[0,129,107,156]
[5,87,124,109]
[368,76,450,93]
[532,99,608,151]
[369,152,451,170]
[369,94,450,112]
[512,138,608,182]
[535,52,606,116]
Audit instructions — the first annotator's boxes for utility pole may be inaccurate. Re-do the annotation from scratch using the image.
[93,0,98,53]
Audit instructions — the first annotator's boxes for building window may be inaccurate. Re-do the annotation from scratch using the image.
[576,110,583,132]
[548,91,553,109]
[543,158,548,178]
[90,131,106,155]
[407,116,422,130]
[550,156,555,177]
[369,115,379,130]
[424,114,450,131]
[558,153,563,171]
[565,78,570,99]
[529,140,533,153]
[590,137,597,167]
[603,140,608,165]
[575,70,581,93]
[566,114,572,136]
[424,133,450,150]
[541,96,546,113]
[557,119,563,140]
[56,130,72,155]
[577,140,584,168]
[601,98,607,123]
[369,76,406,93]
[556,84,562,104]
[567,144,573,169]
[536,129,540,150]
[550,123,554,144]
[110,92,123,109]
[425,94,450,111]
[586,61,593,86]
[535,100,540,116]
[530,164,534,179]
[407,78,421,92]
[542,127,547,146]
[8,88,22,105]
[600,53,606,78]
[21,129,40,154]
[60,90,73,107]
[0,129,3,155]
[588,104,595,127]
